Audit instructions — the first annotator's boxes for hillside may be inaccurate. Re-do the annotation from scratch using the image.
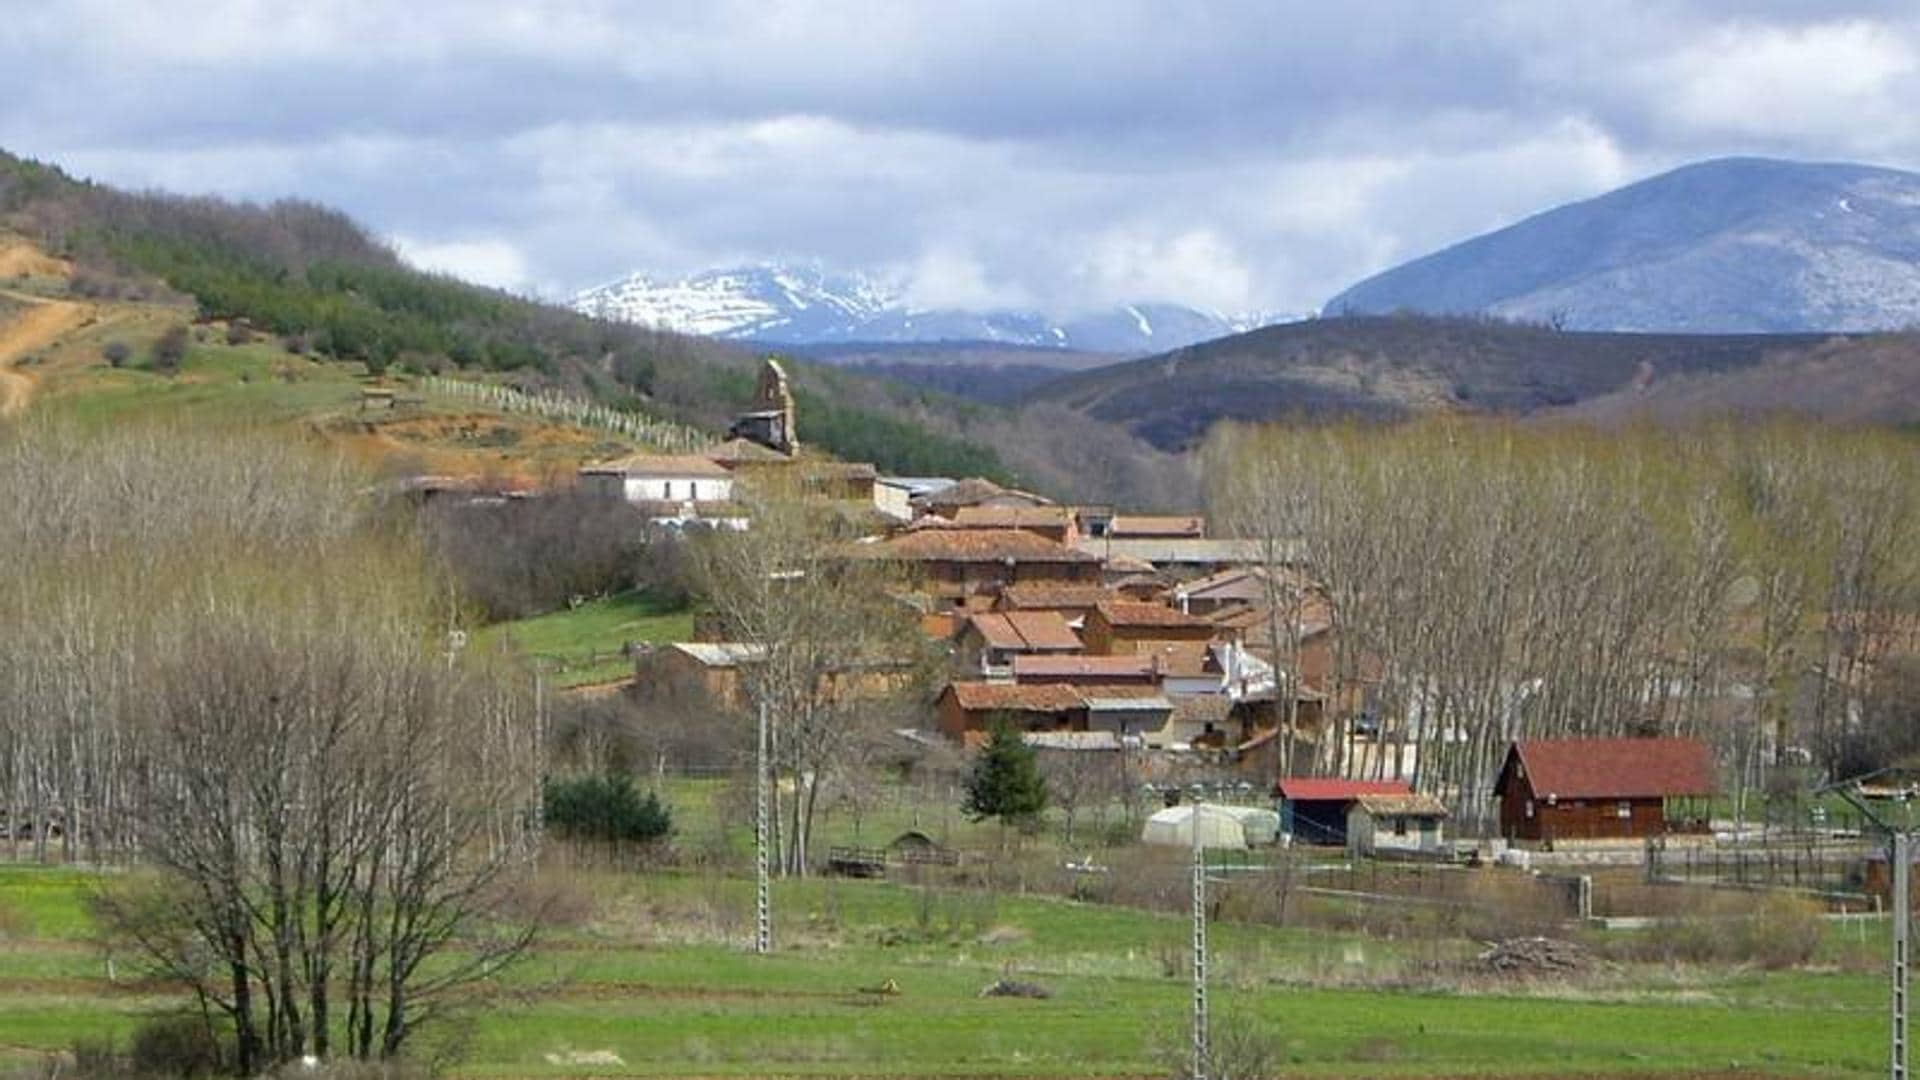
[1325,157,1920,333]
[1026,314,1844,449]
[0,150,1194,504]
[574,261,1271,352]
[1565,331,1920,426]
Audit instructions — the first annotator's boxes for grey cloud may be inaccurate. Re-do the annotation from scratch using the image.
[4,1,1920,314]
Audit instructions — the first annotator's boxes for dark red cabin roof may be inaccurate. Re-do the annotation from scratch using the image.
[1496,738,1716,800]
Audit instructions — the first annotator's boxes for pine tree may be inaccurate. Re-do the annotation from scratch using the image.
[963,720,1049,826]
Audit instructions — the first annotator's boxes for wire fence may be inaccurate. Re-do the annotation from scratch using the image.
[421,376,712,454]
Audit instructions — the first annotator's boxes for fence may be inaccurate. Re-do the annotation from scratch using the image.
[1647,837,1872,897]
[420,376,711,454]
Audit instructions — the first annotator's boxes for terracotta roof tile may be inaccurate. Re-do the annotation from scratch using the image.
[1094,600,1215,629]
[953,506,1075,529]
[967,611,1081,652]
[1501,738,1716,800]
[946,682,1083,713]
[1355,793,1449,817]
[583,453,731,478]
[997,584,1117,610]
[868,528,1100,564]
[1108,514,1206,538]
[1012,655,1155,680]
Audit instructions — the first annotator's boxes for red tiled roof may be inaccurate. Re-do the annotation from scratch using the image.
[1094,600,1215,629]
[945,682,1084,713]
[1108,514,1205,538]
[1278,778,1413,801]
[1143,642,1213,678]
[582,453,731,478]
[867,528,1099,564]
[967,611,1082,652]
[997,584,1117,610]
[1501,738,1716,799]
[953,506,1074,529]
[1012,654,1155,680]
[922,478,1054,510]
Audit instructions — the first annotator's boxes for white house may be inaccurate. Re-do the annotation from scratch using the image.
[1345,793,1449,857]
[579,454,735,505]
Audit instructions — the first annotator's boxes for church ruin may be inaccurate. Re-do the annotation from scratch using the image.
[728,358,797,456]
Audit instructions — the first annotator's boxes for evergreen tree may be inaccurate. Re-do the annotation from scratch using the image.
[963,720,1049,826]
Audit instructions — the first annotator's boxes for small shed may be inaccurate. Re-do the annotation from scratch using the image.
[1141,804,1248,850]
[1277,778,1415,845]
[1346,793,1449,856]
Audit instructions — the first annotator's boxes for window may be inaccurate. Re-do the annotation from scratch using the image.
[1617,800,1633,819]
[688,482,699,500]
[1525,800,1535,819]
[663,481,674,500]
[1392,816,1408,837]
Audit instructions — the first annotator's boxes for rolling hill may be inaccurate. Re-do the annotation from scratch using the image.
[1324,157,1920,333]
[0,149,1195,506]
[1024,314,1879,449]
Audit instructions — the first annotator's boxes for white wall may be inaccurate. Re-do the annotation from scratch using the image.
[619,474,733,503]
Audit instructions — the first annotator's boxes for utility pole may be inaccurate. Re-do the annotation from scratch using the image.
[1896,829,1911,1080]
[755,697,773,955]
[1190,786,1209,1080]
[1823,771,1914,1080]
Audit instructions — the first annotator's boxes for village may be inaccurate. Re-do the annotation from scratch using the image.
[534,359,1912,927]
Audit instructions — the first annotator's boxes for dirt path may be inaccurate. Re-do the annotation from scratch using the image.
[0,289,90,418]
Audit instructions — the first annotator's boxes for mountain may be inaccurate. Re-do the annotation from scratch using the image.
[573,262,1273,352]
[1324,157,1920,333]
[1023,314,1882,450]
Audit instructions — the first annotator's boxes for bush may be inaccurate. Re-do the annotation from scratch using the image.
[543,772,672,845]
[129,1014,225,1078]
[151,325,189,373]
[223,320,252,346]
[102,340,131,367]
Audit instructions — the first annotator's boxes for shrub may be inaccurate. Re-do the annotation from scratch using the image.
[224,320,252,346]
[129,1014,225,1078]
[543,772,672,845]
[102,340,131,367]
[151,325,189,373]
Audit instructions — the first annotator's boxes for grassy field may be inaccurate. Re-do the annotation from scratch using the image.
[478,590,696,688]
[0,862,1890,1079]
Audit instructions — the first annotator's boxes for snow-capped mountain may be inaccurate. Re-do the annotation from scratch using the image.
[573,263,1273,352]
[1324,157,1920,333]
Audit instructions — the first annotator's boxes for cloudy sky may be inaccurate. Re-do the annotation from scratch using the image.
[6,1,1920,316]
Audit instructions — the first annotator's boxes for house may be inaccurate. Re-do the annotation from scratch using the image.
[1011,654,1158,687]
[579,454,735,505]
[919,478,1054,518]
[1277,778,1415,846]
[1108,514,1207,539]
[1074,537,1277,579]
[933,681,1171,744]
[934,682,1086,743]
[859,528,1103,610]
[950,505,1078,544]
[1493,737,1716,843]
[956,611,1083,679]
[1346,794,1449,857]
[634,642,768,710]
[1171,566,1271,616]
[873,479,914,522]
[993,584,1118,624]
[1082,600,1217,656]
